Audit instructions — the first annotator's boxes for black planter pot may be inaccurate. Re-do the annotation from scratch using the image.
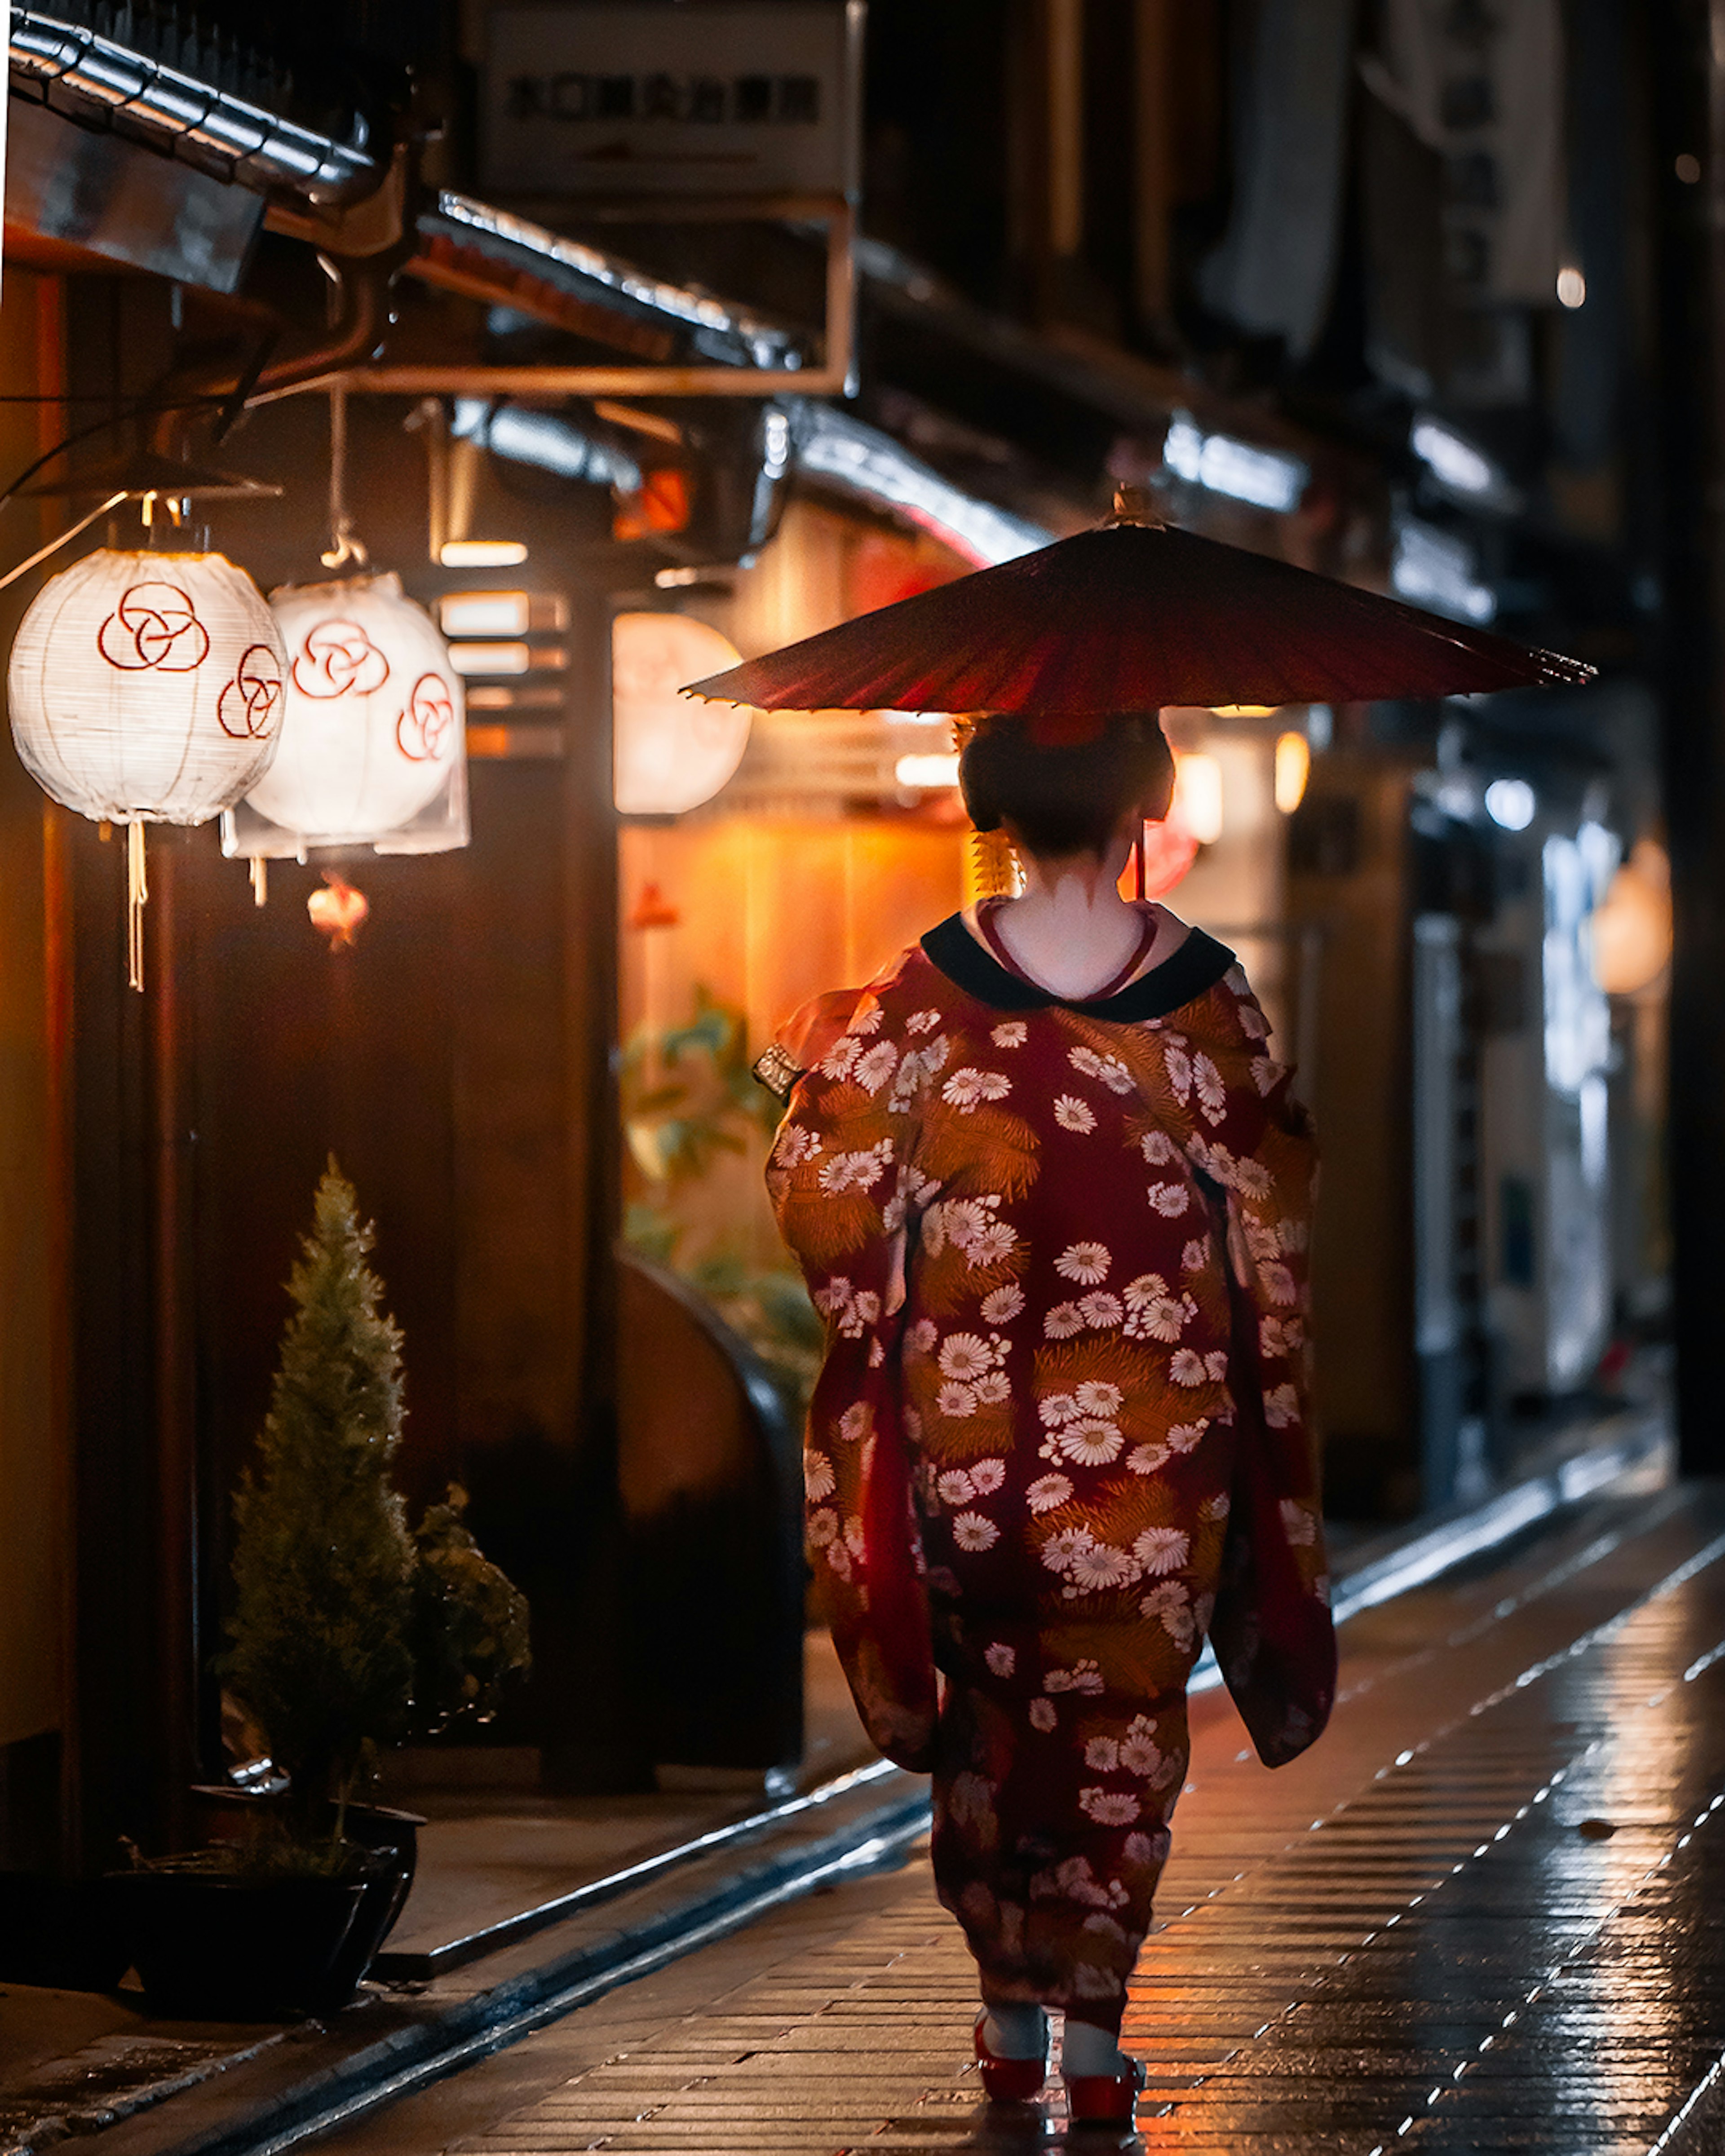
[189,1789,422,2008]
[310,1811,419,2011]
[108,1864,372,2019]
[0,1873,128,1992]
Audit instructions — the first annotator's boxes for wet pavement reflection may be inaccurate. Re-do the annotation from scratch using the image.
[318,1483,1725,2155]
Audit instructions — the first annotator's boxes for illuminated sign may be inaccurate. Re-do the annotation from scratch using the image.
[482,2,862,199]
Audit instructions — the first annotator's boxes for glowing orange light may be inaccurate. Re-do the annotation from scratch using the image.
[613,468,691,542]
[1274,731,1311,814]
[628,880,681,930]
[1592,840,1672,995]
[308,871,368,948]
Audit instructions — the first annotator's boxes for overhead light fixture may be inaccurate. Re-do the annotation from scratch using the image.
[448,641,535,676]
[795,403,1049,567]
[1172,751,1225,846]
[308,870,368,949]
[1484,776,1536,831]
[1411,419,1496,499]
[1556,265,1587,309]
[1162,414,1308,514]
[438,592,533,637]
[1392,519,1495,625]
[895,751,961,790]
[1274,732,1311,815]
[439,539,529,568]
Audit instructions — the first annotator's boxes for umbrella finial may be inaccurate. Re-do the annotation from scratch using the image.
[1108,483,1162,528]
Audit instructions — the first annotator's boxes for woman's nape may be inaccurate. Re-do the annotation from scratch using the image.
[956,709,1186,1000]
[982,806,1190,1002]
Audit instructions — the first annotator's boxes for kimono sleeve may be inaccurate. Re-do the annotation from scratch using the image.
[1174,1007,1336,1767]
[766,1015,938,1773]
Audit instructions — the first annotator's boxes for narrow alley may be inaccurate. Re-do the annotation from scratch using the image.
[173,1467,1725,2156]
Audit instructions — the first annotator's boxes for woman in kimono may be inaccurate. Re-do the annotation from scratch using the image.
[763,711,1334,2125]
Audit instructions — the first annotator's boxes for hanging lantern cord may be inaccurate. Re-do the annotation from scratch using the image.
[126,821,149,993]
[0,491,127,595]
[320,386,369,572]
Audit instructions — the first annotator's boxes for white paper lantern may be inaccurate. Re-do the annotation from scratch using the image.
[228,572,468,857]
[8,546,287,988]
[1592,840,1672,997]
[8,546,285,825]
[614,613,753,816]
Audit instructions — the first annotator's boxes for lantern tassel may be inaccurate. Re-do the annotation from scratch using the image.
[126,821,148,993]
[320,386,369,571]
[250,857,268,908]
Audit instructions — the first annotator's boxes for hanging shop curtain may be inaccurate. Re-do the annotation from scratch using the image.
[1198,0,1356,362]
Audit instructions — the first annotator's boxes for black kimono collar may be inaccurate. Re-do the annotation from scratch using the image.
[920,913,1236,1021]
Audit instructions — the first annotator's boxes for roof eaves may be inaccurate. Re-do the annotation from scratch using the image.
[789,400,1053,568]
[854,234,1327,465]
[9,6,381,203]
[420,193,809,371]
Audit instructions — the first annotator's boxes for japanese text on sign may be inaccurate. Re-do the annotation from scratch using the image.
[483,3,861,199]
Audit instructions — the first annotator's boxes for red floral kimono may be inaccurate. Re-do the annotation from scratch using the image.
[765,910,1335,2032]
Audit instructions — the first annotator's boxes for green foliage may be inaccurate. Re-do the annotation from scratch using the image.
[694,1260,825,1425]
[223,1163,417,1827]
[410,1485,532,1735]
[620,983,781,1187]
[146,1829,376,1883]
[622,1200,681,1268]
[223,1164,531,1846]
[619,984,822,1421]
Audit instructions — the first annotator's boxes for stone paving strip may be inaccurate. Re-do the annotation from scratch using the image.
[0,2038,285,2156]
[196,1477,1725,2156]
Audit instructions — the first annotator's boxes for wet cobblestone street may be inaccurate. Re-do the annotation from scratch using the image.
[310,1480,1725,2155]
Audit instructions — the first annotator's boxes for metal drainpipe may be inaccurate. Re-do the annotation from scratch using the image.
[151,252,396,460]
[246,256,393,402]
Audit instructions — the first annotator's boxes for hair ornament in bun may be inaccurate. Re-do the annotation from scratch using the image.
[1024,712,1111,747]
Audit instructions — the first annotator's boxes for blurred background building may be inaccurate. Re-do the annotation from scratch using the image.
[0,0,1704,1869]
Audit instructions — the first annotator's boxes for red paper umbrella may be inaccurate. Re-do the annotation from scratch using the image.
[686,500,1592,724]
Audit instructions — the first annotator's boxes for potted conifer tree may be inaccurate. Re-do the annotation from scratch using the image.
[112,1163,529,2017]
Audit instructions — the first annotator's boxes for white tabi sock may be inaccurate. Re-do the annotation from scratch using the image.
[1061,2017,1134,2078]
[981,2003,1048,2059]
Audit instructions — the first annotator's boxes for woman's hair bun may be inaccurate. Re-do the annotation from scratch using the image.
[957,712,1173,858]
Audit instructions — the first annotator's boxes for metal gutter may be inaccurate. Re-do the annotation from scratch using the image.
[115,1770,932,2156]
[312,189,858,399]
[418,193,803,371]
[371,1757,905,1981]
[790,400,1052,568]
[9,8,383,203]
[853,230,1328,466]
[274,186,1048,570]
[1186,1405,1670,1696]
